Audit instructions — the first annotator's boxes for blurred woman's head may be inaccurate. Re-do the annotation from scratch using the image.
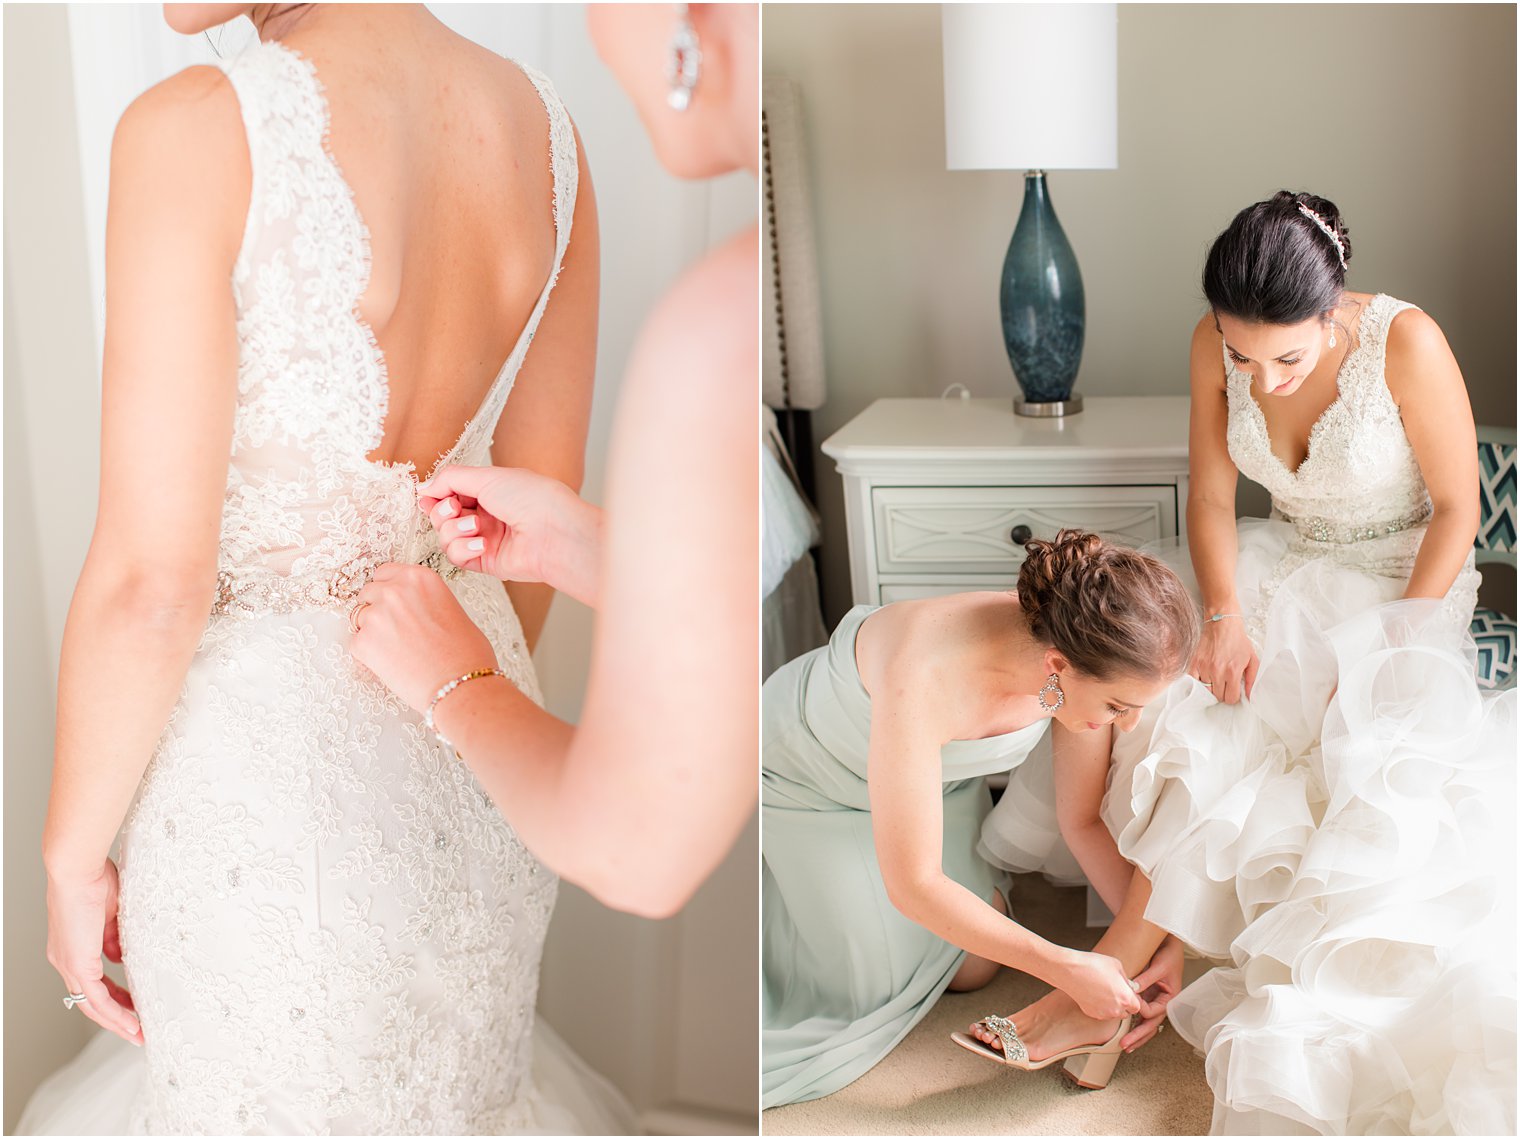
[1016,530,1200,734]
[587,4,757,178]
[162,3,253,35]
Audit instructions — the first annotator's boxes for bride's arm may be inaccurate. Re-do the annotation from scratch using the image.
[486,122,599,653]
[1384,309,1480,601]
[1186,314,1259,704]
[43,68,246,1039]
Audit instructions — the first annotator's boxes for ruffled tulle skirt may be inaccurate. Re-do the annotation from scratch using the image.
[16,1017,636,1136]
[985,519,1516,1135]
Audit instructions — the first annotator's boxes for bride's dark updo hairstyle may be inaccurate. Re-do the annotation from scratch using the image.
[1202,190,1352,325]
[1016,530,1199,680]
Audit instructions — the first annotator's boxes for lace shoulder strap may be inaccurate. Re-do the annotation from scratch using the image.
[1364,293,1419,349]
[516,62,579,285]
[424,62,580,477]
[214,41,330,273]
[1343,294,1421,411]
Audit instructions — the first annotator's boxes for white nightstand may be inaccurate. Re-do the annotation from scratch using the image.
[822,396,1192,927]
[821,396,1191,606]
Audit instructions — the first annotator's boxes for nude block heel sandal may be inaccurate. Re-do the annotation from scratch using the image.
[950,1014,1131,1089]
[1061,1042,1122,1089]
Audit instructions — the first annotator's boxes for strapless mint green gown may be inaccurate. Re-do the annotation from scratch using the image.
[762,605,1050,1108]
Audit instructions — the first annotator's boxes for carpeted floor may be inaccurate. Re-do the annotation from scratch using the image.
[763,874,1216,1136]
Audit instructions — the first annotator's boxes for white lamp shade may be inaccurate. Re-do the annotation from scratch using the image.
[943,3,1117,171]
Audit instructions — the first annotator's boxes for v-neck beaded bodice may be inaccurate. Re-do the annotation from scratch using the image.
[1224,293,1431,544]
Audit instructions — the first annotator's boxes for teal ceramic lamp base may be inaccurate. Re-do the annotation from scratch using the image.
[1002,171,1086,417]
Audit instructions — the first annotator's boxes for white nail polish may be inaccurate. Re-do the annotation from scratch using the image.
[459,515,478,534]
[467,538,485,553]
[439,500,455,518]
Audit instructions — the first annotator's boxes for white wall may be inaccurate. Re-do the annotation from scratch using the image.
[4,4,757,1132]
[4,8,103,1124]
[764,3,1517,626]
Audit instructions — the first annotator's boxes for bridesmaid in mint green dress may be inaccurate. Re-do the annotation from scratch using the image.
[761,531,1200,1107]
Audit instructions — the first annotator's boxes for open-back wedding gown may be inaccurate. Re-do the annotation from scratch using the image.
[21,37,632,1135]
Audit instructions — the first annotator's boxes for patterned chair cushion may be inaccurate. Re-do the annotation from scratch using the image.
[1477,438,1516,554]
[1472,606,1516,689]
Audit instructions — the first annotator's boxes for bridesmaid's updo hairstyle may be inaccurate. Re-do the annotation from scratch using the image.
[1017,529,1200,681]
[1203,190,1352,325]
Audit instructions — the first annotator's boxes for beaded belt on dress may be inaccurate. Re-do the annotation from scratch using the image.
[1277,501,1433,545]
[212,550,463,616]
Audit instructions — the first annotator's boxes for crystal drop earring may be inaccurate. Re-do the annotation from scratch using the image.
[1036,673,1065,713]
[666,3,702,112]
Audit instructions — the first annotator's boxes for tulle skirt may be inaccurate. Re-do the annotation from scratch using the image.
[985,519,1516,1134]
[16,1017,636,1136]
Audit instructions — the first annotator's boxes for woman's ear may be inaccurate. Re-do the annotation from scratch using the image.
[1044,648,1070,676]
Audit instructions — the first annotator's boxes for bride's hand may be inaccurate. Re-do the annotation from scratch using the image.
[45,858,142,1046]
[1055,947,1145,1021]
[1190,617,1258,704]
[1121,935,1184,1052]
[417,466,602,605]
[349,564,499,712]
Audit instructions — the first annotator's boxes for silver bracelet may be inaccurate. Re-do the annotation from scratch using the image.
[424,667,505,751]
[1206,613,1244,623]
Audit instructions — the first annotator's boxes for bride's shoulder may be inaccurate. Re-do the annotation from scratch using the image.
[1383,302,1448,358]
[115,64,242,150]
[109,65,249,250]
[1380,301,1461,406]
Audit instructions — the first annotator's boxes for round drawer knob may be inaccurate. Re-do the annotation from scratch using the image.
[1009,524,1033,546]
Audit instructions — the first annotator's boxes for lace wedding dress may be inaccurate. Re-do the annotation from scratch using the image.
[984,294,1515,1135]
[20,38,633,1136]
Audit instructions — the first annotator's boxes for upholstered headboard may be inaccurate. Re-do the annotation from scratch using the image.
[762,75,826,413]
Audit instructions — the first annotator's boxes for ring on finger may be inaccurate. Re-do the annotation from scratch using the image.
[62,992,87,1011]
[348,599,371,634]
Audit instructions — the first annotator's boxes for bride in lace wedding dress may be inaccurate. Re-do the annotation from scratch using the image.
[27,5,631,1133]
[978,192,1515,1134]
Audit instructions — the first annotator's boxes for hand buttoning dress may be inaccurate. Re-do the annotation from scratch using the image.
[20,38,632,1136]
[984,293,1516,1135]
[762,604,1049,1108]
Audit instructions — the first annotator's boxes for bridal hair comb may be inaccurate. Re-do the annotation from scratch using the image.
[1297,203,1347,271]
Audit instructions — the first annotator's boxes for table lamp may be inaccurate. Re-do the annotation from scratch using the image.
[943,3,1117,417]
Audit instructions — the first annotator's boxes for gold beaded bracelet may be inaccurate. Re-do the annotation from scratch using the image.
[424,667,505,752]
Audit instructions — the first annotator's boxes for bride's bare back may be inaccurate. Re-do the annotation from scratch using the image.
[98,4,596,645]
[282,12,581,472]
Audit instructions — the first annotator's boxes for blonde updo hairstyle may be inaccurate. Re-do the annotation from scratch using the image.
[1016,530,1200,681]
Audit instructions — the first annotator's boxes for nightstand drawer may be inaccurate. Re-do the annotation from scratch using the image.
[871,485,1176,575]
[878,580,1016,604]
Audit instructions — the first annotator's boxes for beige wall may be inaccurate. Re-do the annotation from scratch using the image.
[764,3,1517,625]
